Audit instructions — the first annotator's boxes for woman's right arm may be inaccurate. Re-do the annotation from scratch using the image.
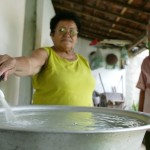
[0,48,49,81]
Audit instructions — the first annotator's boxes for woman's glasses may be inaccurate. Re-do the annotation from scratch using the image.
[55,27,78,37]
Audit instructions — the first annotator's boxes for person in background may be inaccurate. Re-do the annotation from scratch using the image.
[0,11,95,106]
[136,20,150,150]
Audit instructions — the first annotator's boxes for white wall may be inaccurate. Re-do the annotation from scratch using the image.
[18,0,36,105]
[35,0,55,48]
[125,50,149,109]
[0,0,26,105]
[92,68,125,94]
[75,37,96,59]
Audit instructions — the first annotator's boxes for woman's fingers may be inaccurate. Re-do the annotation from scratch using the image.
[0,55,16,77]
[3,71,8,81]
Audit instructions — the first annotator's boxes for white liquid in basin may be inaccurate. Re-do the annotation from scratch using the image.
[0,90,16,122]
[0,109,147,133]
[0,89,148,133]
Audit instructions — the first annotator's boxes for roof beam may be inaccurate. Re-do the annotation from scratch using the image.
[127,34,147,52]
[103,0,150,15]
[60,0,148,26]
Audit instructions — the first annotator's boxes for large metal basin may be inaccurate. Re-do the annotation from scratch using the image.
[0,105,150,150]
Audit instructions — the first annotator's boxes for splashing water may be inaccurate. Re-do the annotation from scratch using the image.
[0,90,16,122]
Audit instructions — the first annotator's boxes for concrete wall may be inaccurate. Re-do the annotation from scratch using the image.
[0,0,26,105]
[18,0,36,105]
[35,0,55,48]
[125,50,149,109]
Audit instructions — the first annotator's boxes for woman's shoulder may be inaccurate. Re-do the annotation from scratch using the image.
[41,47,53,54]
[77,53,90,66]
[77,53,87,61]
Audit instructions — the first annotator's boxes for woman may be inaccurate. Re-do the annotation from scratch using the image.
[0,11,95,106]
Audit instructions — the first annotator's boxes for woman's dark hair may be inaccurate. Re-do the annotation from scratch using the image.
[50,10,81,34]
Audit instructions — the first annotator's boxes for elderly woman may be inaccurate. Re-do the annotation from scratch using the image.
[0,11,95,106]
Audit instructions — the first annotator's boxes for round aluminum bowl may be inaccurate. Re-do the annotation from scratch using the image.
[0,105,149,150]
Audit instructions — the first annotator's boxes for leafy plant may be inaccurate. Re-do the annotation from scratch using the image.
[131,101,139,111]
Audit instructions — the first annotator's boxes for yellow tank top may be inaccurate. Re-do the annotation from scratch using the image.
[32,47,95,106]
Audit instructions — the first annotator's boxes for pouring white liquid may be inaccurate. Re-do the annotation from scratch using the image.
[0,89,16,122]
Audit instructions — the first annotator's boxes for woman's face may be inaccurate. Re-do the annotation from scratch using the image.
[51,20,78,51]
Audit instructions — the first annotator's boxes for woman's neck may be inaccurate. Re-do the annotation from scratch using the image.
[52,46,77,61]
[53,46,73,54]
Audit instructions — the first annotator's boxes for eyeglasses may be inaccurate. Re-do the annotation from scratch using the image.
[55,27,78,37]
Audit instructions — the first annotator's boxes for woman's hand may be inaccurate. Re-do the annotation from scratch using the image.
[0,54,17,81]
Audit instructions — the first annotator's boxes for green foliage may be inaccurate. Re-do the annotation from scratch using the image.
[131,101,139,111]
